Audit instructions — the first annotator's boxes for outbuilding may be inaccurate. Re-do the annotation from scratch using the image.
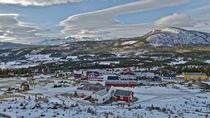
[113,89,134,102]
[105,80,137,87]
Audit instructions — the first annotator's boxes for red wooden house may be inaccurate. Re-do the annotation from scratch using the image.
[105,80,137,87]
[86,71,100,77]
[113,89,134,102]
[122,71,134,75]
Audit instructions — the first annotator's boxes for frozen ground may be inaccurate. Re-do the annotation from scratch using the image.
[0,76,209,118]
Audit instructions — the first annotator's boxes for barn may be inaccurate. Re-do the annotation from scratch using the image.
[113,89,134,102]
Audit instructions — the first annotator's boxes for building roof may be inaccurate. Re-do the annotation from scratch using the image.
[106,80,136,84]
[136,72,155,77]
[97,89,108,96]
[184,73,207,76]
[88,76,104,79]
[107,76,119,80]
[176,75,184,78]
[87,71,100,74]
[163,74,176,77]
[120,75,136,79]
[77,84,107,92]
[114,89,132,97]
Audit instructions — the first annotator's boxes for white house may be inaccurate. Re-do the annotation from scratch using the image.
[75,84,115,104]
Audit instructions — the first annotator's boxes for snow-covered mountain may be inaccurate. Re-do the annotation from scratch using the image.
[39,37,80,45]
[0,42,33,49]
[145,27,210,46]
[39,37,101,45]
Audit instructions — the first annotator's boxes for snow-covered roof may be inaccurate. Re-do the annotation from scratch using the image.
[120,75,136,79]
[77,84,106,92]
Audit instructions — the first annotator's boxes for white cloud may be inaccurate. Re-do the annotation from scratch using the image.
[154,13,195,28]
[59,0,190,39]
[154,13,210,33]
[0,0,83,6]
[0,14,48,44]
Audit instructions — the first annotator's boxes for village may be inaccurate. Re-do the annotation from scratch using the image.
[0,66,210,118]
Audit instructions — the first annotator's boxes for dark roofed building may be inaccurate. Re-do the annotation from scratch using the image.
[113,89,134,102]
[163,74,176,79]
[77,84,107,92]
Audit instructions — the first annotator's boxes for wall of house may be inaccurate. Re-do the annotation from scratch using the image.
[76,90,93,98]
[113,92,134,102]
[105,83,136,87]
[183,75,208,80]
[92,89,113,104]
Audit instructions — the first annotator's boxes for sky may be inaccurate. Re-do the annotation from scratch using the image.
[0,0,210,44]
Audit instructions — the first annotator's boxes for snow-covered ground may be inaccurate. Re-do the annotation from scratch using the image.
[0,75,209,118]
[205,60,210,64]
[0,54,63,69]
[121,41,137,45]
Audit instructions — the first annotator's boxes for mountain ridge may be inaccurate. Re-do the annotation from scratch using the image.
[144,27,210,46]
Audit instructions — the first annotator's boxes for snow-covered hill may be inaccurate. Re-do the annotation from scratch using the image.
[145,27,210,46]
[39,37,101,45]
[0,42,33,49]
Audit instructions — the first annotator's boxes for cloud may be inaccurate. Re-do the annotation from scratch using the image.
[59,0,190,39]
[0,0,83,6]
[0,14,48,44]
[154,13,195,28]
[154,13,210,33]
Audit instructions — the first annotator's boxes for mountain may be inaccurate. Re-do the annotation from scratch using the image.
[144,27,210,46]
[39,37,79,45]
[39,37,101,45]
[0,42,34,49]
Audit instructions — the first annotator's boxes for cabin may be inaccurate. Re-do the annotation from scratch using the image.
[113,89,134,102]
[182,72,208,80]
[75,84,115,104]
[105,80,137,87]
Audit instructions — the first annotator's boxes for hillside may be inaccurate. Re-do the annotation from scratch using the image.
[0,42,34,49]
[145,27,210,46]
